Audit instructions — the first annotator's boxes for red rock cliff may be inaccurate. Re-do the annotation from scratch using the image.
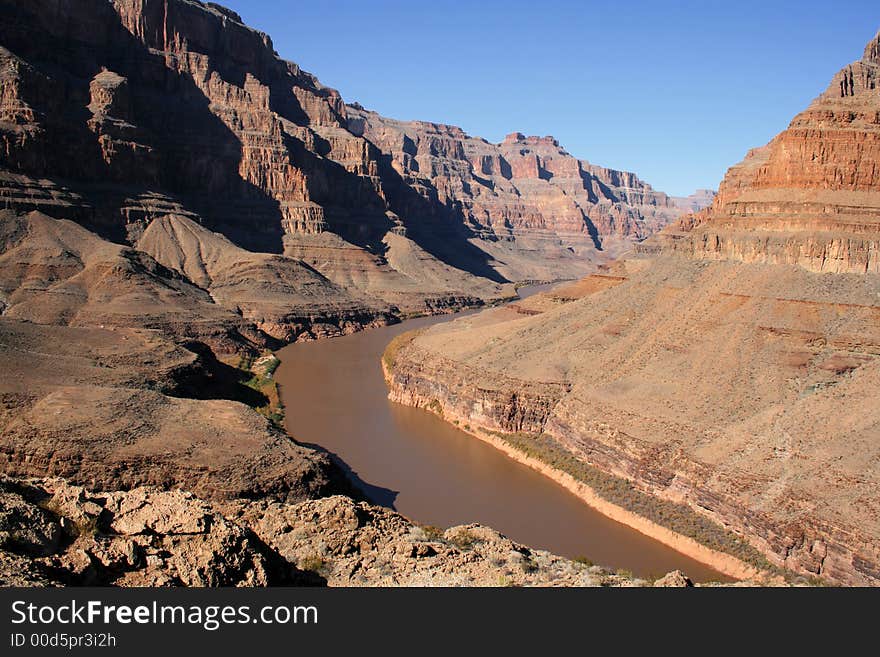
[662,30,880,273]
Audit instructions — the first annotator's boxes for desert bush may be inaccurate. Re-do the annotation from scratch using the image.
[419,525,445,541]
[426,399,444,417]
[382,329,424,370]
[489,431,778,573]
[299,554,327,573]
[447,528,478,550]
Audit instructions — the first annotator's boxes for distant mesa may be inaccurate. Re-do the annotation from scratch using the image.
[671,189,716,213]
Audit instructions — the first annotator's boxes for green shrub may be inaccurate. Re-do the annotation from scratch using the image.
[419,525,445,541]
[299,554,327,573]
[488,430,779,575]
[382,329,424,370]
[447,528,478,550]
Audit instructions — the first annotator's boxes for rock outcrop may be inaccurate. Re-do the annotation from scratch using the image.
[1,476,768,587]
[228,495,631,587]
[0,306,341,504]
[654,31,880,274]
[385,32,880,586]
[0,478,285,586]
[349,108,684,281]
[653,570,693,587]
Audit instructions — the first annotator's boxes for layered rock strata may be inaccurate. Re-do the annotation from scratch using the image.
[135,214,395,342]
[0,0,512,329]
[0,311,340,502]
[349,107,684,281]
[652,32,880,274]
[1,0,684,330]
[386,33,880,586]
[0,0,719,587]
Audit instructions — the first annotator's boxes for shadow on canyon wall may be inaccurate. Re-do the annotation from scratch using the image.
[1,0,509,283]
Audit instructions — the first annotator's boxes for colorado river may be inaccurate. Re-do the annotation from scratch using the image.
[276,285,726,581]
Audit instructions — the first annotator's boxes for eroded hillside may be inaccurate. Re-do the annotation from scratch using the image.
[386,31,880,586]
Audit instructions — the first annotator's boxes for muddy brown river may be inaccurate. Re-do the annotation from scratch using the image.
[276,285,726,581]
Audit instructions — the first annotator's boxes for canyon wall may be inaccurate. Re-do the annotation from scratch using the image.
[0,0,508,333]
[386,31,880,586]
[0,0,688,337]
[0,0,724,586]
[654,32,880,273]
[349,107,687,281]
[0,0,695,505]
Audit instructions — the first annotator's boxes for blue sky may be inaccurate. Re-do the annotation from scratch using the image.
[221,1,879,197]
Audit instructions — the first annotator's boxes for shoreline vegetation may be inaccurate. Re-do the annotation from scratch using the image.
[462,429,779,581]
[381,331,808,585]
[276,288,793,584]
[230,352,285,429]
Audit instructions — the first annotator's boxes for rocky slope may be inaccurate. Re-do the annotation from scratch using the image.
[0,0,687,329]
[349,108,684,281]
[0,210,263,352]
[671,189,716,213]
[385,32,880,586]
[0,310,341,502]
[134,214,394,342]
[0,207,345,501]
[1,476,766,587]
[0,0,754,588]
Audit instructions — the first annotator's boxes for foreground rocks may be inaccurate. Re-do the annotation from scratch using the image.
[385,31,880,587]
[1,477,772,587]
[227,496,620,587]
[0,478,281,586]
